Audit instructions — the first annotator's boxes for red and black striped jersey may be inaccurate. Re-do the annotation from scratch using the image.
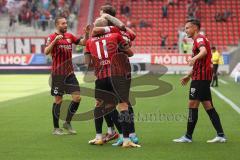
[103,26,136,77]
[46,32,79,76]
[192,34,212,80]
[85,33,128,79]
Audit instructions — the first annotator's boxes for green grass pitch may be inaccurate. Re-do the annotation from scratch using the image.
[0,74,239,160]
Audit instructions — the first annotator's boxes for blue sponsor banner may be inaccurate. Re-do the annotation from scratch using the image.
[30,54,47,65]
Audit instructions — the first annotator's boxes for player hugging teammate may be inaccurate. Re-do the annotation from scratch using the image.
[85,5,140,148]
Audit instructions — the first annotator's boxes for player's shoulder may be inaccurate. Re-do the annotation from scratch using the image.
[64,32,74,38]
[195,34,206,43]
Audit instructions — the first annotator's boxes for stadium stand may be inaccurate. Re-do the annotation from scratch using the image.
[0,0,80,36]
[92,0,239,53]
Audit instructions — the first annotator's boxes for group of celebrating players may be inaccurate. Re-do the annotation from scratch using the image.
[45,4,140,148]
[44,4,227,149]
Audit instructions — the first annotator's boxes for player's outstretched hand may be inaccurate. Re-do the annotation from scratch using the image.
[180,75,190,86]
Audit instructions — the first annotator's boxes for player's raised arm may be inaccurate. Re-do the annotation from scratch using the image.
[44,35,63,55]
[83,40,93,69]
[101,13,126,30]
[78,25,91,46]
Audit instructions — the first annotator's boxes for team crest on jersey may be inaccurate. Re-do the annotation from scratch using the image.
[66,39,72,43]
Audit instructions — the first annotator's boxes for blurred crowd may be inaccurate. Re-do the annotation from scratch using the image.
[1,0,79,31]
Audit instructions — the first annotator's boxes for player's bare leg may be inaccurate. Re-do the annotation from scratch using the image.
[63,91,81,135]
[202,101,226,143]
[52,96,64,135]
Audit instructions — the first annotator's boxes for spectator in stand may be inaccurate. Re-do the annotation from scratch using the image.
[222,9,232,21]
[26,8,32,26]
[8,10,16,31]
[120,2,125,14]
[68,12,76,29]
[49,3,57,19]
[124,3,131,17]
[0,0,7,14]
[187,0,198,19]
[215,9,233,22]
[162,3,168,18]
[120,2,131,17]
[48,14,54,30]
[39,11,47,31]
[5,0,78,32]
[215,12,223,22]
[160,33,168,48]
[33,10,40,29]
[139,19,151,28]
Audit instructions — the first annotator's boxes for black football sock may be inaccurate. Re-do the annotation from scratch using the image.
[66,101,80,123]
[52,103,61,128]
[94,107,104,134]
[111,109,122,134]
[206,108,224,137]
[104,112,114,128]
[128,105,135,134]
[186,108,198,139]
[120,110,130,138]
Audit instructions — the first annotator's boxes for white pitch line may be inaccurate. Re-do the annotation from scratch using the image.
[219,79,228,84]
[211,87,240,114]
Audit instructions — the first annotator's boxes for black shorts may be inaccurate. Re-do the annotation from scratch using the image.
[51,73,80,96]
[95,76,131,104]
[189,80,212,101]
